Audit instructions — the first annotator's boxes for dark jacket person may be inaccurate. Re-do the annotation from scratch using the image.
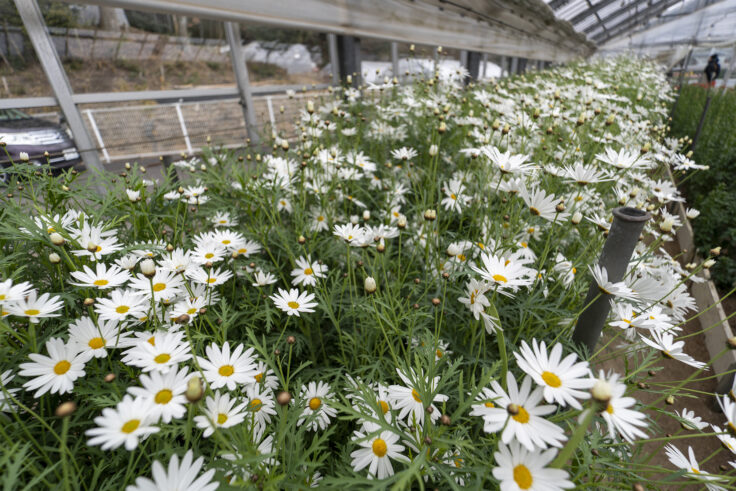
[705,55,721,85]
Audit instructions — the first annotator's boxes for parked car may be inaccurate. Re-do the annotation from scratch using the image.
[0,108,82,181]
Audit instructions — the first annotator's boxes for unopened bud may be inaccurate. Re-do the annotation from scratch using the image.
[571,212,582,225]
[185,377,204,403]
[591,379,612,404]
[55,401,77,418]
[49,252,61,264]
[50,232,65,245]
[276,391,292,405]
[83,298,94,307]
[364,276,377,294]
[397,215,407,229]
[140,259,156,276]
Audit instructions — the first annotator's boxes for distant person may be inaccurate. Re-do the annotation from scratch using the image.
[704,55,720,87]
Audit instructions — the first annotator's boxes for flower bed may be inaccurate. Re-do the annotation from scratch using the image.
[0,57,730,489]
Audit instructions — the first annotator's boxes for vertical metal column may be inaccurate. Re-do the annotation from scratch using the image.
[391,42,399,80]
[719,43,736,95]
[327,33,340,86]
[481,53,488,80]
[15,0,103,174]
[572,207,651,354]
[669,48,693,119]
[336,35,361,87]
[500,56,508,77]
[510,57,519,75]
[224,21,259,145]
[465,51,481,84]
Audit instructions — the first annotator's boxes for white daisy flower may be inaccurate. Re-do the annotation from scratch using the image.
[169,296,206,322]
[122,331,192,373]
[712,425,736,453]
[298,381,337,431]
[492,440,574,491]
[390,146,417,161]
[639,331,707,370]
[664,444,725,490]
[197,341,258,391]
[86,395,160,451]
[18,337,87,397]
[388,368,448,427]
[0,370,20,413]
[270,288,318,317]
[675,408,708,431]
[518,186,569,221]
[128,270,184,303]
[212,211,238,227]
[290,256,328,287]
[158,249,194,275]
[68,316,129,359]
[470,252,535,296]
[251,361,279,391]
[589,264,637,300]
[471,372,566,450]
[0,278,33,304]
[252,271,277,287]
[232,238,262,258]
[243,385,277,439]
[350,422,408,479]
[717,395,736,434]
[191,240,227,265]
[126,450,219,491]
[458,278,491,320]
[94,289,148,322]
[127,366,192,423]
[6,290,64,323]
[187,266,233,287]
[513,339,594,409]
[440,178,470,213]
[70,223,122,261]
[332,223,366,245]
[194,390,247,438]
[596,371,648,442]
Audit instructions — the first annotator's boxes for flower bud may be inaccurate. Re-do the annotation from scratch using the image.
[376,238,386,253]
[703,259,716,268]
[591,379,612,404]
[86,242,98,253]
[49,252,61,264]
[397,215,407,229]
[276,391,292,405]
[185,377,204,403]
[447,244,461,257]
[429,144,438,156]
[55,401,77,418]
[710,246,722,256]
[140,259,156,276]
[364,276,377,294]
[659,219,674,233]
[50,232,65,245]
[362,210,371,221]
[306,100,314,114]
[571,212,582,225]
[19,151,29,162]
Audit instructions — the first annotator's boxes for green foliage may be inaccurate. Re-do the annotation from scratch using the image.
[670,84,736,288]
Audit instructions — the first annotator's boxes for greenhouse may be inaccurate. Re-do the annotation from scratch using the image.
[1,0,736,489]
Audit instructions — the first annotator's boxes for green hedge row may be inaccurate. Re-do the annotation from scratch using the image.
[670,84,736,289]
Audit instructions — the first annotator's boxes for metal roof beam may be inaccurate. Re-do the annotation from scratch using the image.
[584,0,650,35]
[593,0,682,42]
[58,0,593,62]
[569,0,618,26]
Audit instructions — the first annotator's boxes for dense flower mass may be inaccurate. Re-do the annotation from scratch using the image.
[0,56,725,489]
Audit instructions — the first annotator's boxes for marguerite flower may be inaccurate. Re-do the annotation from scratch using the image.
[675,408,708,431]
[290,256,328,287]
[123,331,192,373]
[0,278,33,305]
[350,422,408,479]
[270,288,318,317]
[243,385,277,439]
[194,391,247,438]
[640,331,707,370]
[86,395,160,451]
[19,337,87,397]
[596,371,648,442]
[252,271,277,287]
[129,270,184,303]
[299,381,337,431]
[514,339,594,409]
[664,444,725,490]
[68,316,129,358]
[95,289,148,322]
[197,342,258,391]
[470,252,535,296]
[126,450,219,491]
[492,440,574,491]
[6,290,64,323]
[0,370,20,412]
[388,369,448,426]
[187,266,233,287]
[458,279,490,319]
[589,264,637,300]
[471,372,566,450]
[127,366,191,423]
[519,186,568,221]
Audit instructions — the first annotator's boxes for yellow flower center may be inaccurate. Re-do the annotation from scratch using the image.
[205,253,214,259]
[219,220,227,224]
[572,267,577,274]
[249,399,263,411]
[222,240,231,245]
[470,292,476,305]
[155,389,173,404]
[95,245,102,253]
[411,388,422,403]
[492,274,508,284]
[207,277,217,284]
[541,371,562,388]
[93,279,109,286]
[454,457,463,468]
[521,242,528,248]
[218,365,235,377]
[24,309,41,316]
[436,349,443,358]
[379,400,389,414]
[304,267,313,276]
[154,353,171,364]
[121,419,140,433]
[287,301,300,309]
[372,438,388,457]
[217,413,228,424]
[187,308,197,314]
[513,464,533,489]
[116,305,130,314]
[529,206,540,216]
[457,254,466,262]
[309,397,322,410]
[238,248,248,254]
[147,336,156,346]
[691,467,700,474]
[450,193,457,200]
[317,216,325,222]
[512,406,530,424]
[54,360,71,375]
[88,337,105,350]
[484,401,495,408]
[606,403,614,414]
[152,283,166,292]
[254,373,264,383]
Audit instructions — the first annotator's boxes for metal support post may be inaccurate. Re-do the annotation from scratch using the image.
[518,58,527,74]
[500,56,508,77]
[669,48,693,119]
[510,57,519,75]
[15,0,104,175]
[464,51,481,84]
[391,42,399,80]
[224,22,259,145]
[572,207,651,355]
[336,35,361,87]
[327,33,340,86]
[481,53,488,80]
